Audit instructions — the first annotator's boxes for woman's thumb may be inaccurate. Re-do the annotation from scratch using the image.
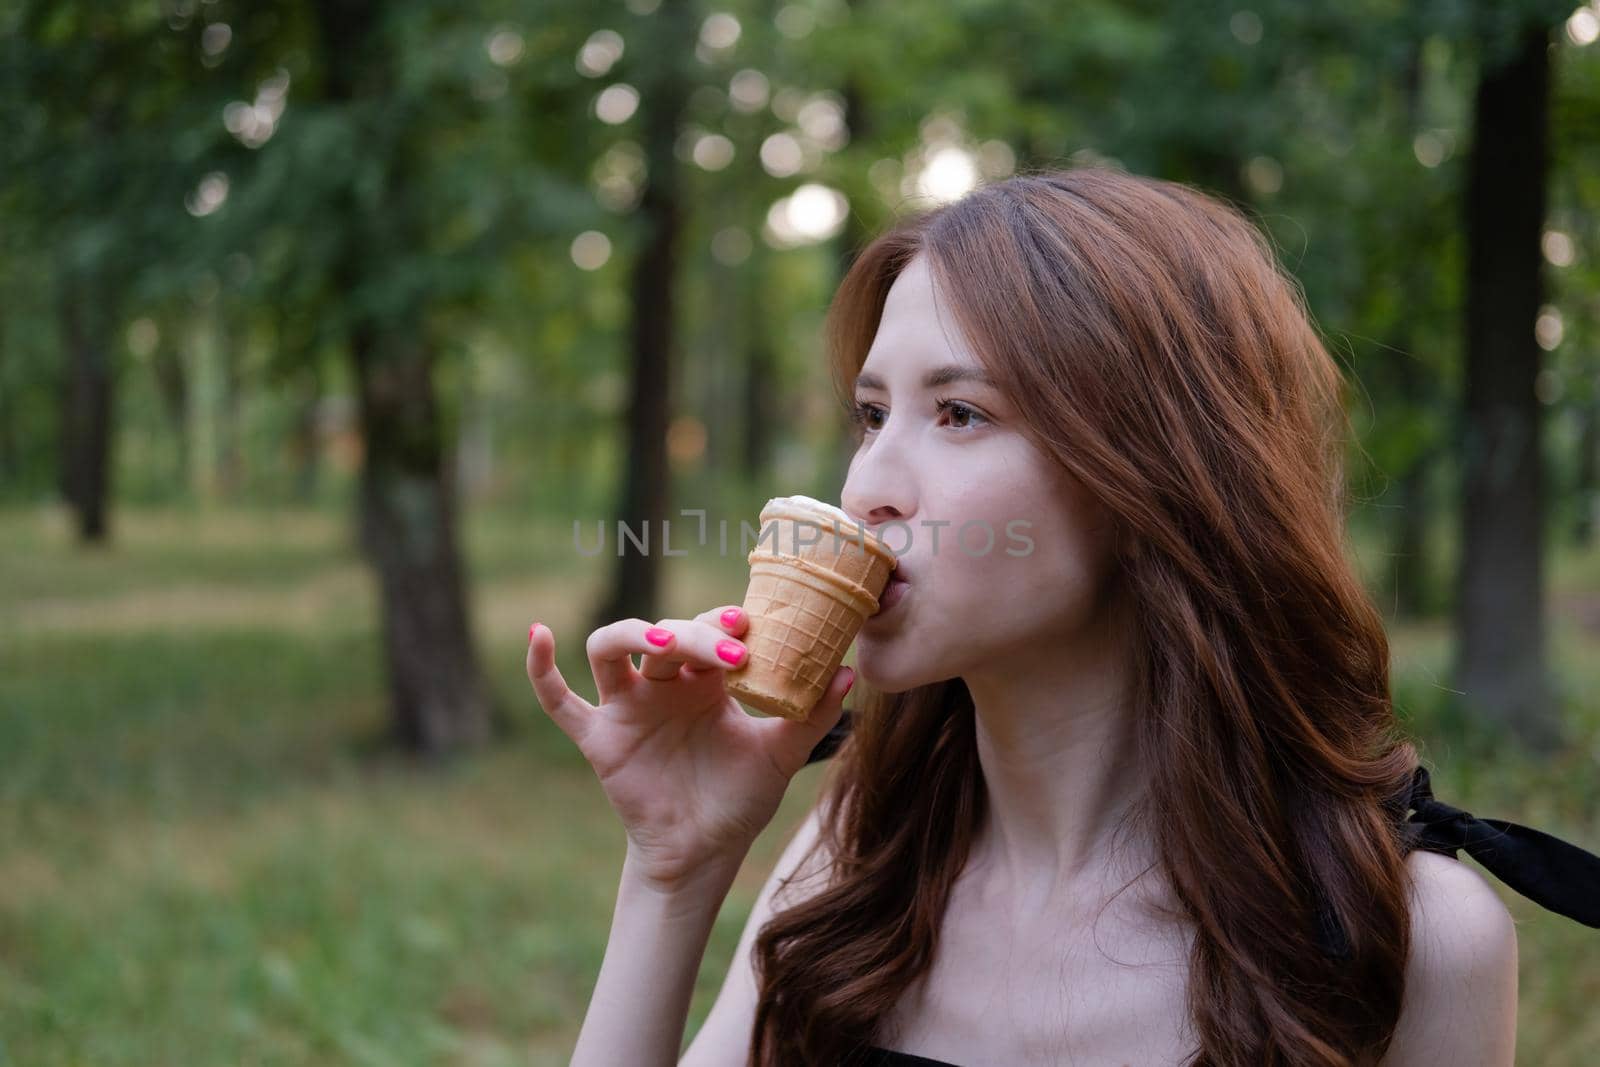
[763,665,855,776]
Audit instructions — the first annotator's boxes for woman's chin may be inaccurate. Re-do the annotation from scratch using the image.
[852,643,930,696]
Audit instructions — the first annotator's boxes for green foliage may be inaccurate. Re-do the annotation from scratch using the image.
[6,0,1599,531]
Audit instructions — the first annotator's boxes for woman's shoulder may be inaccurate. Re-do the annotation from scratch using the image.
[1379,849,1518,1066]
[1402,847,1518,956]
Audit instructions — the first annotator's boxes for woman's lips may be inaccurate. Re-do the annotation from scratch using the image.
[872,574,909,617]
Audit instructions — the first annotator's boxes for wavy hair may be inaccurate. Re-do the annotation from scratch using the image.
[749,166,1422,1066]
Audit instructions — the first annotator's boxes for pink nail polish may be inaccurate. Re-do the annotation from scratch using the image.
[528,623,539,644]
[645,627,673,647]
[720,608,742,628]
[842,668,855,695]
[716,639,746,665]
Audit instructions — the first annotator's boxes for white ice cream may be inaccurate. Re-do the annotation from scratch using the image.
[767,494,856,529]
[763,493,898,575]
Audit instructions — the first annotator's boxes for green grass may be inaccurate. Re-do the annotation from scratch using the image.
[1,503,1596,1064]
[0,503,811,1067]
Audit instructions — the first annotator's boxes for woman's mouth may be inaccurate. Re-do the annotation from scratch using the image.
[871,574,910,618]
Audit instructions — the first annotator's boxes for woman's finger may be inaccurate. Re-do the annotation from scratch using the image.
[702,605,748,638]
[640,607,750,681]
[675,606,749,680]
[526,623,596,743]
[759,664,855,777]
[630,617,750,682]
[638,618,690,681]
[584,618,658,700]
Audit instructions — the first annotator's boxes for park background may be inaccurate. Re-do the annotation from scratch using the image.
[4,0,1600,1063]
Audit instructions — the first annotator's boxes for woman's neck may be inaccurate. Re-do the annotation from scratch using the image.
[960,589,1154,913]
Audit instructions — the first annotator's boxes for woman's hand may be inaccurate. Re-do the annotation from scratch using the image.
[525,606,854,892]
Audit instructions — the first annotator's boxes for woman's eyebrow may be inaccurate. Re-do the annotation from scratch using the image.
[855,364,995,392]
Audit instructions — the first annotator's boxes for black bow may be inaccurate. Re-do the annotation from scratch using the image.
[1403,764,1600,929]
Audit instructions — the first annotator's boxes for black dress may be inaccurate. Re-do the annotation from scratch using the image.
[803,710,1600,1067]
[854,1049,962,1066]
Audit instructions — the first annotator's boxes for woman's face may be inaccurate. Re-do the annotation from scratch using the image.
[841,252,1122,692]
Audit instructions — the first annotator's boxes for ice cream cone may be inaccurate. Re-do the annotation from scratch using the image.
[724,495,897,722]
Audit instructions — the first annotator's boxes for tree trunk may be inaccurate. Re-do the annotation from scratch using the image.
[822,65,875,496]
[148,324,191,491]
[1574,395,1598,548]
[1390,457,1434,618]
[695,201,731,484]
[351,320,497,752]
[739,248,776,485]
[1452,20,1560,749]
[1387,41,1435,621]
[316,0,499,755]
[215,306,243,497]
[593,0,695,630]
[290,361,323,504]
[57,273,114,544]
[0,328,16,489]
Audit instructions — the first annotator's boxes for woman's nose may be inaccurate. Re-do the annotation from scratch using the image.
[841,444,916,529]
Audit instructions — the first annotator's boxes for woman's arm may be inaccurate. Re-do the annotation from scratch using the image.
[678,805,831,1066]
[523,611,853,1067]
[570,845,746,1067]
[575,803,831,1067]
[1380,849,1519,1067]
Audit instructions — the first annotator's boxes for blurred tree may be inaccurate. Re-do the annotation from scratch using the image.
[6,5,165,541]
[304,0,498,752]
[55,257,118,542]
[288,360,326,504]
[1548,24,1600,549]
[144,304,194,490]
[5,2,256,521]
[165,0,600,753]
[819,0,874,497]
[1317,12,1464,621]
[1379,32,1454,619]
[0,328,15,486]
[739,247,780,484]
[1453,2,1568,750]
[593,0,699,630]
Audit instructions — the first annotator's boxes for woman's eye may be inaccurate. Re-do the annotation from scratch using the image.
[850,400,886,432]
[936,398,988,431]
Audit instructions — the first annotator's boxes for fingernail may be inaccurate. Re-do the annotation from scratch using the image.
[528,622,539,644]
[720,608,742,628]
[645,627,673,647]
[716,639,746,665]
[842,667,855,695]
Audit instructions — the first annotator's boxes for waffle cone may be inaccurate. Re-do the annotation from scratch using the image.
[724,498,897,722]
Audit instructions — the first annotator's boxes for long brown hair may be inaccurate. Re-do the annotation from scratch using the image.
[749,166,1423,1066]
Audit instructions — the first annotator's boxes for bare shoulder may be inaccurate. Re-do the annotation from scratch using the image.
[677,803,836,1067]
[1379,849,1519,1067]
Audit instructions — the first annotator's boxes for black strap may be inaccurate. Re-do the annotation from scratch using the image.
[1403,764,1600,929]
[804,707,856,766]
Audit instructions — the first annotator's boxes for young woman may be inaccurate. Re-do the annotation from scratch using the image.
[527,166,1597,1066]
